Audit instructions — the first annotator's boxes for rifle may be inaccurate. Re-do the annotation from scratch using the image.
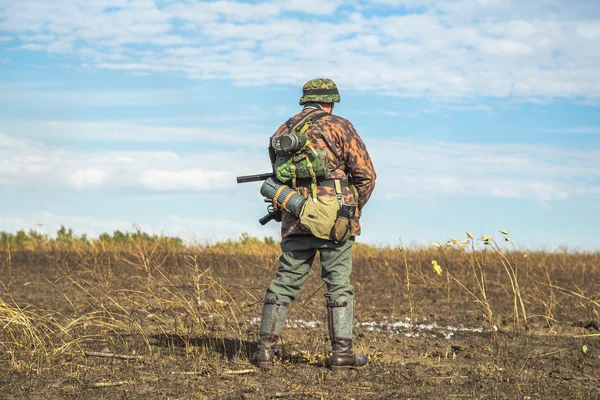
[237,172,281,225]
[258,204,281,226]
[236,172,274,184]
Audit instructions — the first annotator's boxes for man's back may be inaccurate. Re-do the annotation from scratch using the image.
[269,108,376,238]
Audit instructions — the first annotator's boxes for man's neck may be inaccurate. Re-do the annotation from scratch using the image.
[303,102,323,110]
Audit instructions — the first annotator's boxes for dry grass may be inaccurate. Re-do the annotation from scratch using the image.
[1,228,599,380]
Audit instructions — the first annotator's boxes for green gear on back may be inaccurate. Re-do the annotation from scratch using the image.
[299,78,341,105]
[273,110,330,190]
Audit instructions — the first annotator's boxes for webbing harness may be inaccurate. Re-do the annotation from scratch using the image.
[286,109,329,200]
[334,179,343,206]
[278,110,359,207]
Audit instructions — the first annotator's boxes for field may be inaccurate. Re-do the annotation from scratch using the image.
[1,229,599,399]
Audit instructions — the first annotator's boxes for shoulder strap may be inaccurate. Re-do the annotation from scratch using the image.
[290,109,329,135]
[286,109,329,195]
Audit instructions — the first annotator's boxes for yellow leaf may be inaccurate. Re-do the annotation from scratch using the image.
[505,236,511,242]
[431,242,441,248]
[459,241,469,247]
[524,253,528,258]
[480,235,492,242]
[450,238,458,244]
[431,260,443,275]
[444,241,453,248]
[499,230,509,235]
[465,231,473,240]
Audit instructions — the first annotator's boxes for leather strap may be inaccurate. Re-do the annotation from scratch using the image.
[296,179,348,189]
[326,301,348,308]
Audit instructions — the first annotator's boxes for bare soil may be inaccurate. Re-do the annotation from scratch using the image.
[1,247,599,399]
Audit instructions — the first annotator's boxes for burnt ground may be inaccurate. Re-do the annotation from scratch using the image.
[0,247,599,399]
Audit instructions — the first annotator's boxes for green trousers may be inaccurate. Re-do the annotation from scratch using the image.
[266,235,355,303]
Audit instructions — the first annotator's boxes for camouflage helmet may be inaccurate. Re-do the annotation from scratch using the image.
[299,78,341,105]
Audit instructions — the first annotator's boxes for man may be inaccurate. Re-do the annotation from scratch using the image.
[254,78,376,370]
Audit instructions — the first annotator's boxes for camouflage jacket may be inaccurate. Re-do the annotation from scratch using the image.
[269,107,377,238]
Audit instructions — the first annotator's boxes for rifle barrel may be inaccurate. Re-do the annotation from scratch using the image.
[236,172,274,184]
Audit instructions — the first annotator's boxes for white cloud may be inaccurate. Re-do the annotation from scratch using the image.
[140,169,230,191]
[68,168,110,189]
[369,139,600,203]
[0,132,268,192]
[20,43,44,51]
[20,34,54,42]
[0,87,201,107]
[1,0,599,99]
[0,121,265,146]
[1,122,598,204]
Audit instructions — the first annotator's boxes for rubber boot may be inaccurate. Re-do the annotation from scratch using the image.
[253,294,288,369]
[327,297,368,371]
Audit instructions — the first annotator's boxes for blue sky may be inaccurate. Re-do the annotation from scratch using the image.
[1,0,599,250]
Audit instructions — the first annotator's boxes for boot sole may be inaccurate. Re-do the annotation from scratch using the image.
[257,361,273,369]
[329,362,369,371]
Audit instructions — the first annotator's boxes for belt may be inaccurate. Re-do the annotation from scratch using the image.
[295,179,348,189]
